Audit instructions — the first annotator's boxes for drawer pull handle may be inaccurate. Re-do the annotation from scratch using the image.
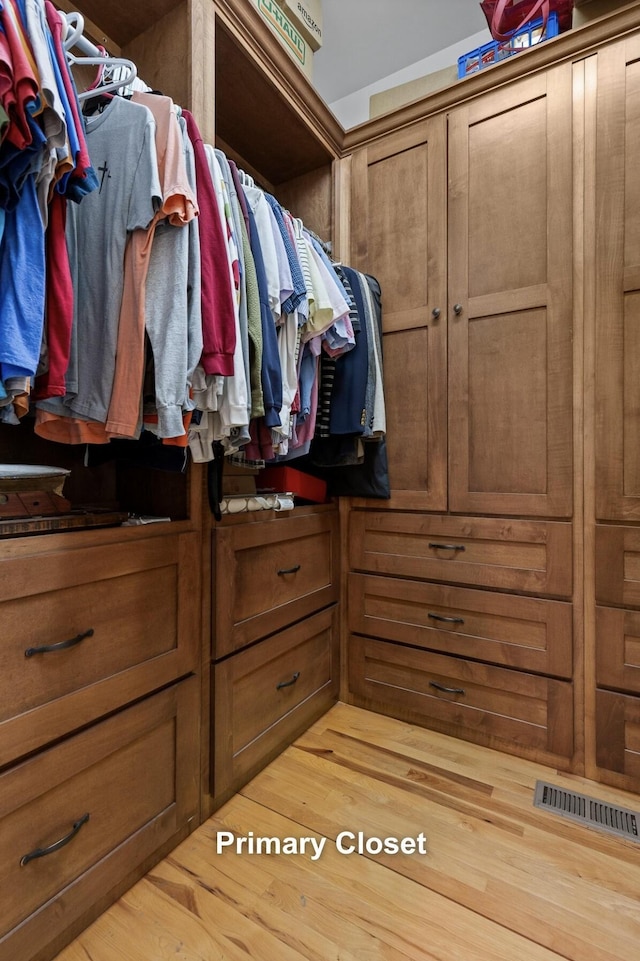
[429,681,466,696]
[428,613,465,625]
[20,813,90,867]
[277,671,301,690]
[428,543,466,552]
[277,564,301,576]
[25,628,95,658]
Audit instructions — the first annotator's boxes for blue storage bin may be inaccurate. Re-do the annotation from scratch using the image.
[457,11,559,79]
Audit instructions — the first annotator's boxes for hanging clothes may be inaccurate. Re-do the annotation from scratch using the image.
[35,95,162,441]
[0,8,387,495]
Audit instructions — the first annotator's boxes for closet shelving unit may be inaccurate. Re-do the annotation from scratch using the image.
[5,2,640,960]
[0,4,345,959]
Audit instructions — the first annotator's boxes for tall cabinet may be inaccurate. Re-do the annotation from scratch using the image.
[593,31,640,790]
[346,60,578,770]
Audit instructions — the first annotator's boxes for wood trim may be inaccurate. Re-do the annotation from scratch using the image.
[581,54,599,780]
[189,0,217,143]
[332,155,351,264]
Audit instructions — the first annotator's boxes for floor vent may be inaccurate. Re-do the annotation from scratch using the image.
[533,780,640,843]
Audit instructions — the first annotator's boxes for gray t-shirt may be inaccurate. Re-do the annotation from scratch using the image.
[38,96,161,426]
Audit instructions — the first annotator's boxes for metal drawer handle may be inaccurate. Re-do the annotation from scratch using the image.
[25,628,95,658]
[428,613,465,625]
[277,671,300,690]
[20,813,90,866]
[429,681,466,696]
[277,564,301,576]
[428,543,466,552]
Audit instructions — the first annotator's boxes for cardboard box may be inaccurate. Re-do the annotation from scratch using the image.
[573,0,628,27]
[250,0,314,79]
[280,0,323,51]
[257,465,327,503]
[222,462,259,496]
[370,65,460,118]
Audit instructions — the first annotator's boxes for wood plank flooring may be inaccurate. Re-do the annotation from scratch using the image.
[54,703,640,961]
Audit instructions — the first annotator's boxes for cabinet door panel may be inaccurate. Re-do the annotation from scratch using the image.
[596,36,640,520]
[448,69,573,517]
[596,689,640,783]
[351,118,447,510]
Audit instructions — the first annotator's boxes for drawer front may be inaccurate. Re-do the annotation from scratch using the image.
[0,532,199,768]
[214,511,339,656]
[349,573,573,678]
[349,635,574,760]
[596,688,640,783]
[596,606,640,694]
[596,525,640,608]
[349,512,572,597]
[0,677,199,961]
[214,606,339,797]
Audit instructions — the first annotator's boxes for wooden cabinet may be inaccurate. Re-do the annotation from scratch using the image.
[346,62,576,767]
[0,679,199,961]
[0,527,201,961]
[351,67,574,517]
[349,512,573,597]
[595,34,640,523]
[210,509,340,806]
[214,606,339,798]
[592,33,640,791]
[594,525,640,787]
[8,2,640,957]
[214,509,339,657]
[447,69,573,518]
[349,573,573,677]
[349,635,574,761]
[350,118,447,511]
[595,690,640,781]
[0,532,199,767]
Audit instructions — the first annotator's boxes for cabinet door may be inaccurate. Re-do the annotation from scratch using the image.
[595,37,640,520]
[350,117,447,510]
[448,66,573,518]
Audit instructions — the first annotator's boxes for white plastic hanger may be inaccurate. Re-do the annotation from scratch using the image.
[61,12,138,101]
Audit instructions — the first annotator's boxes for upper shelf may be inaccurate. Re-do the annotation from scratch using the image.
[60,0,183,48]
[65,0,343,185]
[215,20,336,185]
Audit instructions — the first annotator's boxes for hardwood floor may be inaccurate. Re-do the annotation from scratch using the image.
[54,703,640,961]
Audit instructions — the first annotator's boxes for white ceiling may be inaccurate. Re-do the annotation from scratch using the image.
[312,0,492,104]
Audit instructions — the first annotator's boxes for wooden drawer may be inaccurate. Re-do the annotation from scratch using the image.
[596,606,640,694]
[0,533,199,768]
[349,512,572,597]
[214,606,339,798]
[596,525,640,608]
[349,573,573,678]
[0,677,199,961]
[349,635,574,760]
[214,510,339,657]
[596,689,640,783]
